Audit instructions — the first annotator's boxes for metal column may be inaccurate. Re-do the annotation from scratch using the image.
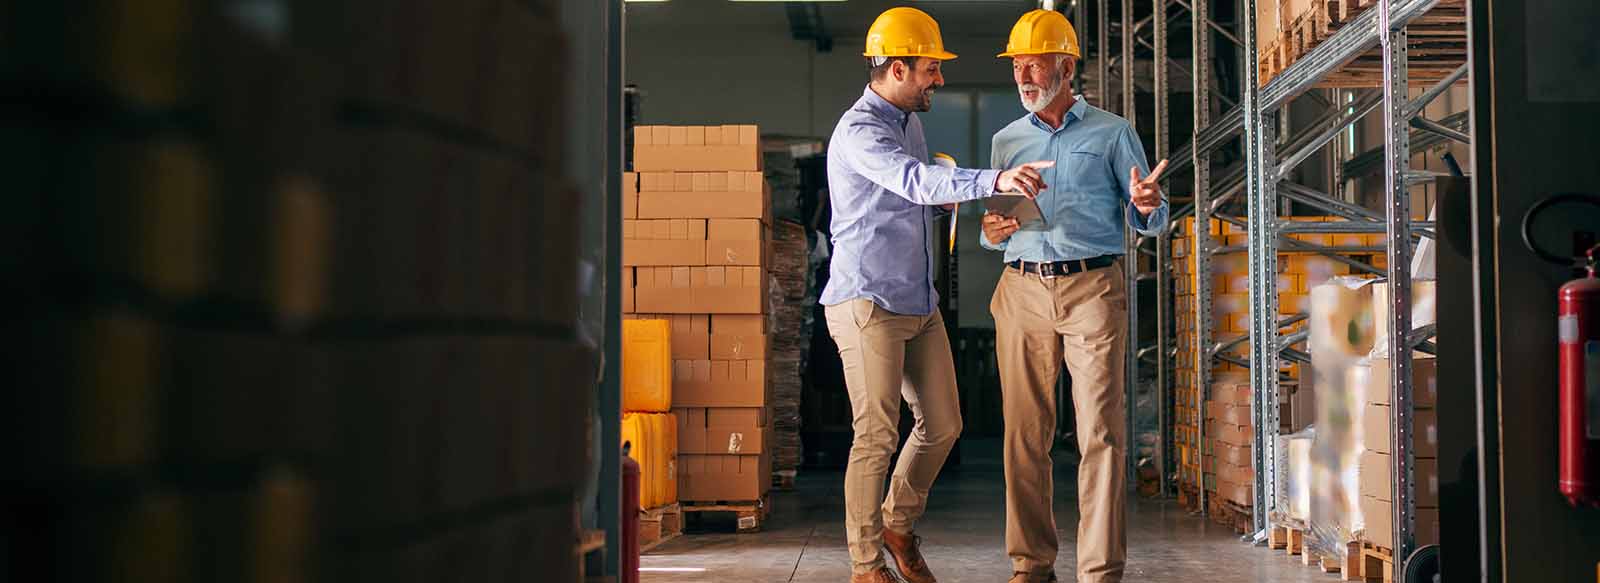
[1378,0,1418,577]
[1153,0,1172,498]
[1189,0,1215,514]
[1098,0,1110,108]
[1242,0,1280,537]
[1121,0,1136,121]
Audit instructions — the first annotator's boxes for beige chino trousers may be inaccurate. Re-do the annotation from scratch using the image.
[990,263,1128,583]
[824,299,963,575]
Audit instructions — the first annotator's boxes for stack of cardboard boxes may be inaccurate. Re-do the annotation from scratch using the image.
[623,125,774,503]
[1206,375,1256,509]
[1358,283,1441,550]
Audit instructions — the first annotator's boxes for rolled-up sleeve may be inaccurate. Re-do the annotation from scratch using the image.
[1112,124,1169,237]
[840,120,1001,207]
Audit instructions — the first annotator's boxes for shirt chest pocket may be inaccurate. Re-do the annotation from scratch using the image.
[1062,149,1115,195]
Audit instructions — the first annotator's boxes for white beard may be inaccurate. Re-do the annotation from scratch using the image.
[1019,79,1063,113]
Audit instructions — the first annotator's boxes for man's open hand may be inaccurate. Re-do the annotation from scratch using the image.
[1129,159,1168,216]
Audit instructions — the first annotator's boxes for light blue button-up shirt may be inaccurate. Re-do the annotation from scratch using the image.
[983,98,1168,261]
[820,86,1003,316]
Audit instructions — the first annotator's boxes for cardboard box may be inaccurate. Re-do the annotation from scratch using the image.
[711,314,769,360]
[1218,442,1252,466]
[1213,401,1251,426]
[635,266,767,314]
[706,219,767,267]
[637,171,771,221]
[675,407,768,455]
[1212,375,1252,406]
[678,453,771,501]
[623,219,708,266]
[627,314,710,360]
[1359,451,1439,506]
[1367,355,1439,407]
[1362,496,1439,549]
[1218,460,1254,485]
[633,125,762,172]
[622,267,634,313]
[1207,419,1253,448]
[623,172,638,219]
[672,360,769,407]
[1217,479,1254,507]
[1363,404,1438,457]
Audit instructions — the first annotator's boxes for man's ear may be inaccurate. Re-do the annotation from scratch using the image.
[892,59,908,82]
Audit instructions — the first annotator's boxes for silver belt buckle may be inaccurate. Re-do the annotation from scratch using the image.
[1039,262,1059,280]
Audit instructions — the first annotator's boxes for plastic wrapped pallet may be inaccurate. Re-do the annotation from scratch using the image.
[1271,427,1315,526]
[1306,278,1379,562]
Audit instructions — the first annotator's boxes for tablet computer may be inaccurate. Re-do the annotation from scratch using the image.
[982,193,1047,230]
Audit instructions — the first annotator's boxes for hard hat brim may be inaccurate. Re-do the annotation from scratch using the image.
[997,49,1080,58]
[863,50,959,61]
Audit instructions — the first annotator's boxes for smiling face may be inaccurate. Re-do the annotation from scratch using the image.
[894,57,945,112]
[1012,53,1073,113]
[872,57,946,112]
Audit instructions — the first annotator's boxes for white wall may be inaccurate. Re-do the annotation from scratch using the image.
[625,1,1019,139]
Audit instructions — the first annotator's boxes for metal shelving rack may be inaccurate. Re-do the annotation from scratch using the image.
[1092,0,1469,576]
[1170,0,1466,578]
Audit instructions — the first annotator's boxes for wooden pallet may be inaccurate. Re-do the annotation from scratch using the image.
[1207,497,1254,535]
[1270,525,1368,579]
[1257,0,1468,88]
[682,494,772,533]
[1360,542,1395,582]
[639,503,683,552]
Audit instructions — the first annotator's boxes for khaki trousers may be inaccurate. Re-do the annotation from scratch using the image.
[824,299,963,575]
[990,263,1128,583]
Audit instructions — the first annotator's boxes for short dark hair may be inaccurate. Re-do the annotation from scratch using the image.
[867,56,921,82]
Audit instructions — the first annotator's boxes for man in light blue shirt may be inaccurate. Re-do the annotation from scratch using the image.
[820,7,1056,583]
[982,9,1168,583]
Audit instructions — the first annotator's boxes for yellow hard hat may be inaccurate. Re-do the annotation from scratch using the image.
[863,7,958,61]
[998,9,1081,58]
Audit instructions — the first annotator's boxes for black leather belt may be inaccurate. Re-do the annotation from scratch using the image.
[1008,256,1117,278]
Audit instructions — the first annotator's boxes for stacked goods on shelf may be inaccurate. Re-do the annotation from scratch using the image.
[627,125,774,506]
[1257,0,1469,88]
[1172,215,1385,509]
[1358,281,1441,551]
[1205,375,1256,512]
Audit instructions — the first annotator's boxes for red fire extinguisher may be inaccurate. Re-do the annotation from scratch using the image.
[622,443,641,583]
[1559,244,1600,507]
[1522,193,1600,507]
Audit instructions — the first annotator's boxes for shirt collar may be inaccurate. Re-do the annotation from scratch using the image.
[862,85,910,129]
[1027,96,1089,133]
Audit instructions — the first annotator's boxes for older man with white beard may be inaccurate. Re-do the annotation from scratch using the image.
[979,9,1168,583]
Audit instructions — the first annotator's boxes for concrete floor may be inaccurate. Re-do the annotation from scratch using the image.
[643,439,1340,583]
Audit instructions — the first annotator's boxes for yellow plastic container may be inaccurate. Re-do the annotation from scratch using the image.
[623,319,673,412]
[621,412,679,509]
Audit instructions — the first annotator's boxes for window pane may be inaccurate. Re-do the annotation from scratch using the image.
[918,91,974,167]
[978,89,1026,168]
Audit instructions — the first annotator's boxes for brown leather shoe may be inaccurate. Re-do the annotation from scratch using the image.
[881,529,936,583]
[851,566,904,583]
[1005,572,1058,583]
